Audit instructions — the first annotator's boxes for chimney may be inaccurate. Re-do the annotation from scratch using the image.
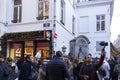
[77,0,80,3]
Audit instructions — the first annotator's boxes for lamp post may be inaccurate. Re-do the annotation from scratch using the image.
[61,45,67,56]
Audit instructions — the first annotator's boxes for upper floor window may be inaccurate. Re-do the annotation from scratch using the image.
[77,0,94,3]
[77,0,89,3]
[79,16,89,33]
[96,41,104,51]
[60,0,65,25]
[12,0,22,23]
[37,0,49,20]
[96,15,105,31]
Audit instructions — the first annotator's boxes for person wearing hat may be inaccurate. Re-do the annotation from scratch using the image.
[0,54,9,80]
[46,51,70,80]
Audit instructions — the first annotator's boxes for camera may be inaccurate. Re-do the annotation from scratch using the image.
[99,41,108,46]
[99,41,108,51]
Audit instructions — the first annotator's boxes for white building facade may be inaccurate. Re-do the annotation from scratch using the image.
[70,0,114,58]
[0,0,75,60]
[0,0,7,37]
[0,0,114,59]
[0,0,8,51]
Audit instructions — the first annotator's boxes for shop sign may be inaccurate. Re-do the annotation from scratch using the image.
[25,41,33,46]
[54,33,57,38]
[43,23,50,27]
[46,31,51,40]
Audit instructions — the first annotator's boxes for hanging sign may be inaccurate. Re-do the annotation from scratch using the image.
[54,33,57,38]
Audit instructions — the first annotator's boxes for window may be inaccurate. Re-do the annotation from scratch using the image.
[12,0,22,23]
[77,0,89,2]
[36,42,50,60]
[37,0,49,20]
[96,15,105,31]
[24,41,34,57]
[72,16,75,34]
[96,41,104,51]
[9,43,22,59]
[60,0,65,25]
[79,16,89,33]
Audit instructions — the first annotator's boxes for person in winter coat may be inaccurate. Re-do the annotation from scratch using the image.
[79,49,105,80]
[0,54,9,80]
[46,51,70,80]
[37,66,46,80]
[114,58,120,80]
[19,54,38,80]
[101,59,110,80]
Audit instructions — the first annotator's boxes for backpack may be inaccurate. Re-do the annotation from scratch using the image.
[114,64,120,73]
[28,65,38,80]
[98,67,106,77]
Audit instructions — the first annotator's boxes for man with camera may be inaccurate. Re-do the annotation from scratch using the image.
[79,41,106,80]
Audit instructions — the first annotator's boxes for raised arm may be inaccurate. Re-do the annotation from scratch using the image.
[95,49,106,69]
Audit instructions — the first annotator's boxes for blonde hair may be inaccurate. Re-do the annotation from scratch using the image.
[78,57,83,63]
[64,58,71,69]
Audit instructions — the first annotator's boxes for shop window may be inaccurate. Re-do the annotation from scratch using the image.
[24,41,34,57]
[36,42,50,60]
[9,43,22,60]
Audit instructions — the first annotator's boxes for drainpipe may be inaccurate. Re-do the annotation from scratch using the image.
[51,0,56,57]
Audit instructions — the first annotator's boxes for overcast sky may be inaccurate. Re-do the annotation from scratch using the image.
[111,0,120,42]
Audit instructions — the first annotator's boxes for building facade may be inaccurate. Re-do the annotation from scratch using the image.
[0,0,75,60]
[0,0,114,60]
[70,0,114,59]
[113,35,120,52]
[0,0,7,37]
[0,0,8,52]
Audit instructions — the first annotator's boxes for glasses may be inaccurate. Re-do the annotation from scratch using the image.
[86,57,91,58]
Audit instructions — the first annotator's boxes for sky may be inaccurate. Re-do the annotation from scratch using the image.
[111,0,120,42]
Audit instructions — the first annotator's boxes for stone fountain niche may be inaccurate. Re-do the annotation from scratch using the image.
[70,35,90,59]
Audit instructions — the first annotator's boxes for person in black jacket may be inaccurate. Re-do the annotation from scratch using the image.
[79,50,105,80]
[46,51,70,80]
[19,54,35,80]
[0,54,9,80]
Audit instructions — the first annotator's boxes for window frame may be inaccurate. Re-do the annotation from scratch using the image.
[37,0,49,20]
[60,0,65,25]
[96,41,104,51]
[96,15,105,31]
[12,0,22,23]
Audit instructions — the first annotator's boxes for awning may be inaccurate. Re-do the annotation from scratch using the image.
[110,42,120,56]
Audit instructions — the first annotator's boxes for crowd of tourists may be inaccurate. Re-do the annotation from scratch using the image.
[0,50,120,80]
